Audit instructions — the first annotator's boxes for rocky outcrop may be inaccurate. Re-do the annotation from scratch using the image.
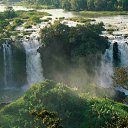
[113,42,120,66]
[12,41,27,87]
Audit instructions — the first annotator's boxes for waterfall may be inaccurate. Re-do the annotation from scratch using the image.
[99,36,128,88]
[98,43,114,88]
[22,36,44,85]
[2,42,13,87]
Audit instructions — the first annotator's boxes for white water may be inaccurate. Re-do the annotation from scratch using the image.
[117,39,128,67]
[2,42,13,87]
[99,36,128,95]
[22,36,44,85]
[99,43,113,88]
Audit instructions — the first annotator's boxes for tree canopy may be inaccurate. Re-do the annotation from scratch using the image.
[11,0,128,11]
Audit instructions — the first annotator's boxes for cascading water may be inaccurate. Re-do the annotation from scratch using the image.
[99,35,128,90]
[116,37,128,67]
[98,43,114,88]
[22,35,44,85]
[2,42,13,87]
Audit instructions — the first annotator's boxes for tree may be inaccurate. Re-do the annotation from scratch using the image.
[94,0,106,11]
[61,0,71,10]
[4,6,16,18]
[87,0,95,10]
[122,0,128,10]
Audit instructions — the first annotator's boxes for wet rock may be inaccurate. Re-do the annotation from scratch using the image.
[125,42,128,45]
[113,90,126,102]
[113,42,120,66]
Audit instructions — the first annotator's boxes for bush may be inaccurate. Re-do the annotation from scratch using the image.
[23,23,32,29]
[29,16,42,24]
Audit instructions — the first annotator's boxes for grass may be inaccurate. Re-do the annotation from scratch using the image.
[16,10,51,20]
[66,17,95,23]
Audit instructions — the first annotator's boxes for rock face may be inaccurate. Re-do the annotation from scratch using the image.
[0,39,27,87]
[113,42,120,66]
[12,41,27,87]
[113,90,126,102]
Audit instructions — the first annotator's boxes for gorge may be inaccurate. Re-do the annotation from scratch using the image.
[0,6,128,103]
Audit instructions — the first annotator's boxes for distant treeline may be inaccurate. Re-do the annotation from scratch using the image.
[21,0,128,11]
[2,0,128,11]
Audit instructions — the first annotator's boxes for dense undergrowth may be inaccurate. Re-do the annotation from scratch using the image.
[0,80,128,128]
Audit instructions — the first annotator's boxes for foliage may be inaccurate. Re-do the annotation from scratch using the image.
[0,7,50,39]
[82,98,128,128]
[66,17,94,23]
[0,80,128,128]
[29,16,42,24]
[40,21,108,80]
[4,6,17,19]
[13,18,24,26]
[41,21,107,58]
[23,23,32,28]
[79,10,128,17]
[15,0,128,11]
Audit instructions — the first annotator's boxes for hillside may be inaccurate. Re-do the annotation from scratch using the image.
[0,80,128,128]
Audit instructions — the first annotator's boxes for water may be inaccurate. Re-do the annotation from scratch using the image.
[39,9,75,20]
[2,42,13,87]
[99,43,113,88]
[99,36,128,90]
[22,35,44,85]
[95,15,128,35]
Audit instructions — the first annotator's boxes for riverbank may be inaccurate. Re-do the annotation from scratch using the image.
[79,11,128,17]
[11,3,128,17]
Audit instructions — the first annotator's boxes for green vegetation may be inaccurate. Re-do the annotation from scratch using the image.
[16,10,51,20]
[11,0,128,11]
[41,21,107,57]
[0,80,128,128]
[79,10,128,17]
[39,21,108,82]
[0,6,50,39]
[4,6,17,18]
[66,17,95,23]
[0,2,128,128]
[23,23,32,28]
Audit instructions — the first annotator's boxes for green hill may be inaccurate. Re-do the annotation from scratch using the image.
[0,80,128,128]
